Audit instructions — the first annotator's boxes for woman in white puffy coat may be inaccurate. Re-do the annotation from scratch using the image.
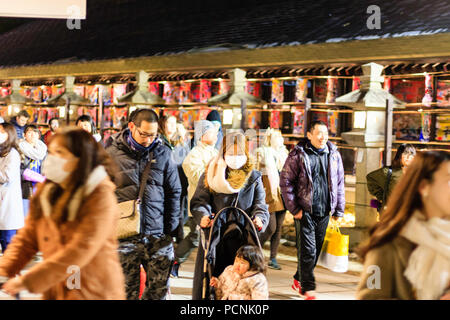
[255,128,289,270]
[171,120,218,276]
[0,123,24,252]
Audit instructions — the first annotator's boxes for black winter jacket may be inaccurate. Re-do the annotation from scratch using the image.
[107,130,181,238]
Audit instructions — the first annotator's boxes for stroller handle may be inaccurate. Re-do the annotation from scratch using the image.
[201,205,264,300]
[204,205,263,256]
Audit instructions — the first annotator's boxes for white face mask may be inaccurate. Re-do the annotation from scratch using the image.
[0,132,8,144]
[225,155,247,170]
[42,154,71,184]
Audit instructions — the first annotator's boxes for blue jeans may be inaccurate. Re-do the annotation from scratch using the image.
[0,230,18,252]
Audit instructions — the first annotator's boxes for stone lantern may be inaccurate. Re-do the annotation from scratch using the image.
[46,75,93,124]
[47,75,91,106]
[208,68,267,130]
[335,62,406,249]
[117,70,165,105]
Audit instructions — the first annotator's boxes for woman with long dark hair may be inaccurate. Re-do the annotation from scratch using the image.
[357,151,450,300]
[0,123,24,252]
[0,127,125,299]
[366,144,416,213]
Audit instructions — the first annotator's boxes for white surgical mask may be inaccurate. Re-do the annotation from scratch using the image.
[42,154,71,184]
[0,132,8,144]
[225,155,247,170]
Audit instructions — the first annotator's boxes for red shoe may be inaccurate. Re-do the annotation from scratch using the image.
[299,290,317,300]
[292,279,301,294]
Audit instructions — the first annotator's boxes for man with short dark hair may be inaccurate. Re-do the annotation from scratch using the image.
[107,108,181,300]
[10,110,31,139]
[280,120,345,300]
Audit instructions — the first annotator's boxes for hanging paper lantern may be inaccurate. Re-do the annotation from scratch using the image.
[435,115,450,141]
[327,111,339,137]
[163,82,177,104]
[352,77,361,91]
[325,78,338,104]
[271,79,284,103]
[148,82,160,96]
[199,80,211,103]
[246,81,262,98]
[178,81,192,103]
[295,78,308,102]
[270,110,281,128]
[420,112,432,142]
[292,109,305,134]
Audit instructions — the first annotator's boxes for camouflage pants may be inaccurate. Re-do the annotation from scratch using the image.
[118,234,174,300]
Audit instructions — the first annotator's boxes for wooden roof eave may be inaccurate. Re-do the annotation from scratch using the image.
[0,33,449,80]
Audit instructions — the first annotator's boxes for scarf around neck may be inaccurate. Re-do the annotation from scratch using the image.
[206,155,253,194]
[40,165,108,222]
[126,129,156,153]
[400,210,450,300]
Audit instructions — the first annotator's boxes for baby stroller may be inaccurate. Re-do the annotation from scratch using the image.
[200,195,263,300]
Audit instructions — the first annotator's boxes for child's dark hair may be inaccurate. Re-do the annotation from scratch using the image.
[236,245,266,274]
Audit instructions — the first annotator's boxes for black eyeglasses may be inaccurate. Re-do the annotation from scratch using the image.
[136,128,158,139]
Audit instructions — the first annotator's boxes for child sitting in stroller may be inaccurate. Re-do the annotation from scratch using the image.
[210,245,269,300]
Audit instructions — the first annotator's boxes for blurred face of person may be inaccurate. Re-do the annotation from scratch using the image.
[401,153,415,168]
[25,129,39,145]
[270,132,284,149]
[129,120,158,147]
[50,119,59,132]
[77,121,92,134]
[177,124,186,140]
[165,117,177,138]
[46,136,79,186]
[307,124,328,149]
[419,161,450,219]
[232,256,250,275]
[17,116,29,127]
[0,126,8,144]
[201,128,218,146]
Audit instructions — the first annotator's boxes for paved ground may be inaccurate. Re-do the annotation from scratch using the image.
[168,242,363,300]
[0,240,363,300]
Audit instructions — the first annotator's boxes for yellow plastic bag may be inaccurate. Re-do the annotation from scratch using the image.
[317,219,349,273]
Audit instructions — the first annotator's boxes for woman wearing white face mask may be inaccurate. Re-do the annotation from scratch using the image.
[190,132,270,299]
[0,123,24,253]
[255,129,289,270]
[0,127,125,300]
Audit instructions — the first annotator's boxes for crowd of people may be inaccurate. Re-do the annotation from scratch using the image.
[0,108,448,301]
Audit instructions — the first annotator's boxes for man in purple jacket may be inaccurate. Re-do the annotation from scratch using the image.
[280,120,345,300]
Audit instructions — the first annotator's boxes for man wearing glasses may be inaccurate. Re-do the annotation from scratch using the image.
[107,108,181,300]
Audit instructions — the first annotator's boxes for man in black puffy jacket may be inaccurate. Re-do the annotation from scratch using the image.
[107,108,181,300]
